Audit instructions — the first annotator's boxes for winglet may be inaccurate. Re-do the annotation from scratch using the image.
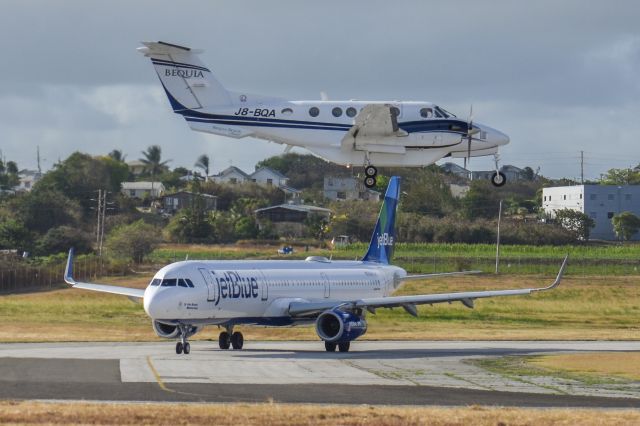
[534,255,568,292]
[64,248,76,285]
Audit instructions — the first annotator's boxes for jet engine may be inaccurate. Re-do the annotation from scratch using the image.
[315,308,367,343]
[152,320,202,339]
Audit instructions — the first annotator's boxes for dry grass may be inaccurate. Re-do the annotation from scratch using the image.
[532,352,640,381]
[0,273,638,342]
[0,401,639,426]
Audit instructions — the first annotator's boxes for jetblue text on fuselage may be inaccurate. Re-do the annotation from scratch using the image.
[165,68,204,78]
[211,271,259,306]
[377,233,394,248]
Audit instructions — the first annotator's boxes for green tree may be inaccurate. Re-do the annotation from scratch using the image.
[0,219,32,252]
[106,220,161,263]
[462,181,501,219]
[35,226,93,256]
[194,154,210,177]
[108,149,127,162]
[140,145,170,177]
[611,211,640,241]
[600,168,640,185]
[554,208,595,241]
[14,189,81,234]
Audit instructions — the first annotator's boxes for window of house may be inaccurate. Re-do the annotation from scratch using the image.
[607,212,614,219]
[337,191,346,200]
[346,107,357,117]
[626,194,632,201]
[590,194,597,200]
[332,107,343,117]
[309,107,320,117]
[543,196,546,201]
[420,107,433,118]
[590,212,597,219]
[129,190,135,196]
[563,195,566,200]
[608,194,615,200]
[267,178,273,186]
[580,194,583,199]
[230,178,237,184]
[549,196,552,201]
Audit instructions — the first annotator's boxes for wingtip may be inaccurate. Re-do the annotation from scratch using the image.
[64,248,75,285]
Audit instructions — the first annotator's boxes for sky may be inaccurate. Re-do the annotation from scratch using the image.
[1,0,639,180]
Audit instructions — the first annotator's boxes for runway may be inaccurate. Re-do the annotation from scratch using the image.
[0,341,639,407]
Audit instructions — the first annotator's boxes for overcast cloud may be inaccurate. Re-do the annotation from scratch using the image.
[1,0,639,179]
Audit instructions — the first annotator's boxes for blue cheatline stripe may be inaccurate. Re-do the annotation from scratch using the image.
[151,58,210,72]
[185,117,348,132]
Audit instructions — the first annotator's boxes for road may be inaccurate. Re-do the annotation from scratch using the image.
[0,340,638,407]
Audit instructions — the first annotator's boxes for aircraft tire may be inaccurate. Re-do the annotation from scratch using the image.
[183,342,190,354]
[364,176,376,188]
[219,332,231,350]
[365,165,377,177]
[176,342,183,354]
[491,171,506,187]
[338,342,350,352]
[324,341,337,352]
[231,332,244,350]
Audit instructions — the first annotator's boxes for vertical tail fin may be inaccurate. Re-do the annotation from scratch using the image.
[362,176,401,264]
[137,41,231,112]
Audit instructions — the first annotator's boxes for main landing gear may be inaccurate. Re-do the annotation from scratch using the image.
[364,165,377,189]
[324,341,351,352]
[175,324,191,355]
[218,326,244,350]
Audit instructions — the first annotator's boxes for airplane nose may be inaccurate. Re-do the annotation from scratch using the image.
[496,130,510,146]
[144,287,172,319]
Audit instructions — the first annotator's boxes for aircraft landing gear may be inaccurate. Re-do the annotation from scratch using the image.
[175,324,191,355]
[219,326,244,350]
[490,153,506,187]
[363,163,377,189]
[324,341,337,352]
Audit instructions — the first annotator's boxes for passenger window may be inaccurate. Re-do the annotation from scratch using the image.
[332,107,343,117]
[420,108,433,118]
[150,279,161,286]
[178,279,188,288]
[161,278,177,287]
[281,108,293,116]
[309,107,320,117]
[346,107,357,117]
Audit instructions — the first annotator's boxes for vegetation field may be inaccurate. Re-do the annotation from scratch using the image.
[0,272,637,342]
[1,401,639,426]
[531,352,640,381]
[150,242,640,275]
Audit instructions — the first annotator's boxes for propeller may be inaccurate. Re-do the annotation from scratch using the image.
[463,105,481,169]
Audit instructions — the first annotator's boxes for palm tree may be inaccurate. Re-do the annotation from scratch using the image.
[140,145,170,176]
[194,154,210,177]
[108,149,126,162]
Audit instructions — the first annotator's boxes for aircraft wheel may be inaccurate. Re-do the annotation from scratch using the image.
[338,342,351,353]
[324,341,337,352]
[219,332,231,350]
[176,342,183,354]
[183,342,190,354]
[231,332,244,350]
[365,165,377,177]
[491,171,506,187]
[364,176,376,189]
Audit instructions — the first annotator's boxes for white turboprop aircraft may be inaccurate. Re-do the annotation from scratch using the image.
[64,177,567,354]
[138,41,511,188]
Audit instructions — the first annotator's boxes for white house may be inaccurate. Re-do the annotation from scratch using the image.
[542,184,640,240]
[121,181,165,199]
[126,160,147,176]
[250,167,289,187]
[324,176,379,201]
[210,166,250,184]
[14,170,42,192]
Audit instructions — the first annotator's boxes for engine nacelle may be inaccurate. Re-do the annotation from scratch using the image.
[315,309,367,343]
[152,320,202,339]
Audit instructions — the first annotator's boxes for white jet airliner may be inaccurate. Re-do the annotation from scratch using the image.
[137,41,511,188]
[64,177,567,354]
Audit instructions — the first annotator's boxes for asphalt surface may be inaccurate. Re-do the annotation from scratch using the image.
[0,341,639,407]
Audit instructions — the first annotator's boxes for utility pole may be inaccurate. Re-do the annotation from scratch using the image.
[37,146,42,174]
[495,199,502,274]
[99,191,107,257]
[580,150,584,184]
[95,189,102,247]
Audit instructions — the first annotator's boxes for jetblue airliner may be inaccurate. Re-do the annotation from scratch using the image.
[64,177,566,353]
[138,41,510,188]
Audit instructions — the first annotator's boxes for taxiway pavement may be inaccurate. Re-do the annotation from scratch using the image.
[0,340,638,407]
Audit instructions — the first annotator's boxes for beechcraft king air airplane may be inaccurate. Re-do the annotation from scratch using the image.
[64,177,567,354]
[138,41,511,188]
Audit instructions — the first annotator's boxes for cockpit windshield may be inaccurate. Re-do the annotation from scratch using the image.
[434,106,456,118]
[149,278,195,288]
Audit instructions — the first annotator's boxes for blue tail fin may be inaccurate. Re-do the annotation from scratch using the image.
[362,176,401,264]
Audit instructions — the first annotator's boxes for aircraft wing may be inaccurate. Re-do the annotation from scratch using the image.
[289,256,567,317]
[341,104,408,153]
[399,270,482,281]
[63,249,145,299]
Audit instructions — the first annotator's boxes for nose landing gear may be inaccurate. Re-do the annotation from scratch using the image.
[175,324,191,355]
[490,153,506,187]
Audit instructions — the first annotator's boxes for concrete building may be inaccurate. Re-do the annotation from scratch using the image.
[323,176,380,201]
[126,160,147,176]
[440,162,471,179]
[121,181,165,199]
[542,184,640,240]
[255,204,332,237]
[210,166,250,184]
[14,170,42,192]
